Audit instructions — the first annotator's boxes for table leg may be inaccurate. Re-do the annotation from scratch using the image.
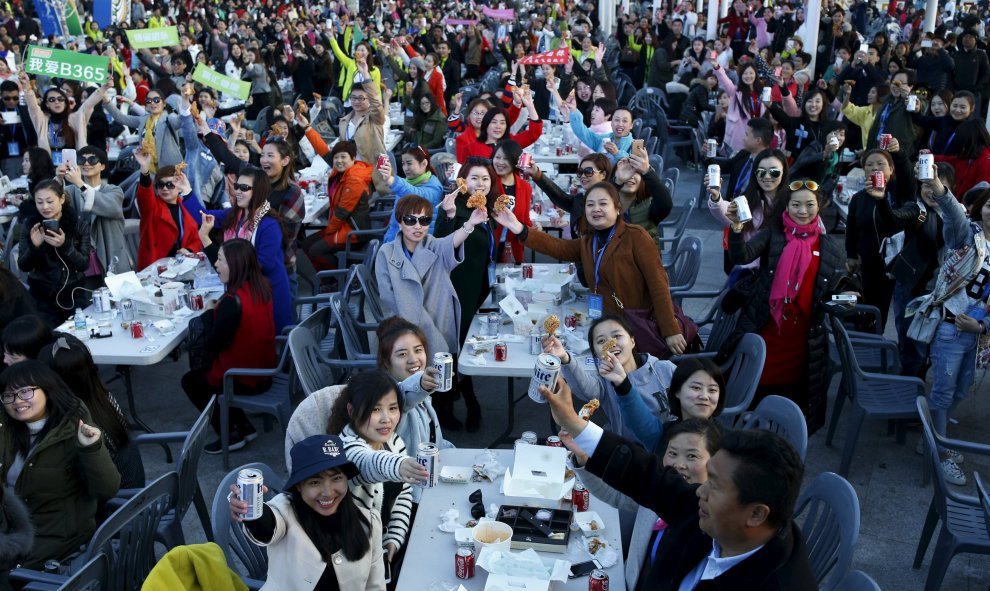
[116,365,173,463]
[487,378,530,449]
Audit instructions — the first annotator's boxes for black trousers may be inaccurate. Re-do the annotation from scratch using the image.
[181,369,269,436]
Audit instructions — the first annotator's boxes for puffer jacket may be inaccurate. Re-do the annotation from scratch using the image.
[17,204,92,308]
[726,223,848,434]
[0,404,121,568]
[323,161,373,246]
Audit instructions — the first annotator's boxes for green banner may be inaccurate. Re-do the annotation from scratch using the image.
[191,63,250,101]
[24,45,108,85]
[125,26,180,49]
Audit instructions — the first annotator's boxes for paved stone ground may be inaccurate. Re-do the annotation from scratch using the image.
[125,165,990,589]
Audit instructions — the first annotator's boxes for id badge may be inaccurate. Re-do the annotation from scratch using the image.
[7,142,19,157]
[487,263,497,285]
[52,150,62,166]
[588,294,604,319]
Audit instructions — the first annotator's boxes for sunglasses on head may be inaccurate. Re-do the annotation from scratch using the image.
[233,182,253,192]
[79,155,101,166]
[756,167,783,179]
[155,180,175,190]
[147,96,163,104]
[46,95,66,103]
[577,167,601,177]
[788,180,819,191]
[401,214,432,227]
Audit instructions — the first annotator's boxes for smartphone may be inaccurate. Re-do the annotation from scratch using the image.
[632,138,645,151]
[42,219,59,232]
[62,148,77,168]
[859,43,869,54]
[383,559,392,584]
[831,294,858,303]
[709,50,717,60]
[569,559,603,578]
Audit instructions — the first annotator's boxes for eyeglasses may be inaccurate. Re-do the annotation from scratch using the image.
[577,167,602,178]
[788,180,820,191]
[147,96,163,104]
[401,214,432,227]
[1,386,38,405]
[233,183,254,192]
[79,155,101,166]
[155,180,176,190]
[46,95,66,103]
[349,95,368,102]
[756,167,783,179]
[1,95,18,102]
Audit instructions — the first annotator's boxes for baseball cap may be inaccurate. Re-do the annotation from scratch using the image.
[284,435,359,490]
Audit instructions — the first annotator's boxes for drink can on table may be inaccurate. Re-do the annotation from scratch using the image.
[95,287,111,314]
[707,164,721,187]
[190,293,205,311]
[130,321,143,339]
[433,352,454,392]
[157,264,168,276]
[918,150,935,181]
[494,342,508,361]
[760,87,772,103]
[532,200,542,215]
[589,569,610,591]
[529,327,543,355]
[573,483,590,511]
[417,443,440,487]
[706,139,718,158]
[120,299,135,321]
[527,353,561,403]
[546,435,562,447]
[522,264,534,279]
[455,547,475,579]
[871,170,886,190]
[521,431,538,445]
[733,196,753,223]
[237,468,265,521]
[878,133,892,150]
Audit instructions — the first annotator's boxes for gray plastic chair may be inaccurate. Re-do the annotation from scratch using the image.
[740,395,809,460]
[289,307,374,396]
[220,347,294,469]
[211,462,285,590]
[839,570,882,591]
[657,194,697,258]
[976,471,990,542]
[829,317,924,476]
[26,553,109,591]
[666,235,704,299]
[713,333,766,426]
[913,396,990,591]
[794,472,860,590]
[329,293,378,364]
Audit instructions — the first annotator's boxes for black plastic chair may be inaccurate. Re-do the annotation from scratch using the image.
[712,332,765,425]
[22,553,108,591]
[211,462,285,590]
[913,396,990,591]
[739,395,808,460]
[665,235,704,301]
[289,306,373,396]
[793,471,861,590]
[657,194,697,258]
[329,293,378,364]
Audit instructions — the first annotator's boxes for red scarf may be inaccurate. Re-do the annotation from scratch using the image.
[769,212,822,326]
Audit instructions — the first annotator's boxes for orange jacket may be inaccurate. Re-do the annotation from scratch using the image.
[324,160,373,245]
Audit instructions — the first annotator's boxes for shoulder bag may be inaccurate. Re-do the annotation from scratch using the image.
[186,293,241,371]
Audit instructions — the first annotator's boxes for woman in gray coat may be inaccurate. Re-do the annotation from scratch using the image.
[102,87,184,172]
[374,194,486,356]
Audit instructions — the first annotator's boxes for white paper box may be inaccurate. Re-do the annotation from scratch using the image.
[483,575,549,591]
[502,444,574,500]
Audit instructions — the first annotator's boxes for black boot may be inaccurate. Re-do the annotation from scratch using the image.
[435,392,463,432]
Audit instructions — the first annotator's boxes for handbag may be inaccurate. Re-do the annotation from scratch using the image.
[906,296,945,344]
[84,250,103,277]
[186,294,241,371]
[623,305,701,360]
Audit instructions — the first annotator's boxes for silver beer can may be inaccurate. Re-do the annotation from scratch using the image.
[918,150,935,181]
[760,87,772,103]
[527,353,561,403]
[417,442,440,487]
[433,352,454,392]
[120,298,135,321]
[705,139,718,158]
[708,164,721,188]
[237,468,265,521]
[95,287,111,314]
[733,196,753,223]
[907,95,918,111]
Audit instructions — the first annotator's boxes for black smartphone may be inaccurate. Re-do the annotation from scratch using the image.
[383,559,392,584]
[42,219,59,232]
[569,559,603,578]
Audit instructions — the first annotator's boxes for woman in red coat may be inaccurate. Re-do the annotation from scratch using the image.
[134,149,203,269]
[935,123,990,199]
[491,139,535,263]
[458,89,543,162]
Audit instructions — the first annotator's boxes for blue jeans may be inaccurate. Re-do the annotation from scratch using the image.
[928,321,978,438]
[892,281,927,376]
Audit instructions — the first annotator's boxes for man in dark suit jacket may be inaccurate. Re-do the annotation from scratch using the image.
[706,117,774,203]
[438,39,462,103]
[541,379,816,591]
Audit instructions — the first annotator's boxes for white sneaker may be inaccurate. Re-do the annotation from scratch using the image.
[941,459,967,486]
[946,449,965,464]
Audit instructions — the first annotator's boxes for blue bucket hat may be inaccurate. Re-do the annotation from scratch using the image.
[285,435,360,490]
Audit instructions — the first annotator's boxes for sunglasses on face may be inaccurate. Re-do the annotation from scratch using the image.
[79,155,101,166]
[156,180,176,190]
[2,95,17,102]
[147,96,163,104]
[577,167,601,178]
[788,180,819,191]
[233,183,253,192]
[46,95,66,103]
[402,214,432,227]
[756,167,783,179]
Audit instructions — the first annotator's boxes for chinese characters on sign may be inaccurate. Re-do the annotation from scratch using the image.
[24,45,109,84]
[191,63,251,101]
[518,49,570,65]
[125,26,180,49]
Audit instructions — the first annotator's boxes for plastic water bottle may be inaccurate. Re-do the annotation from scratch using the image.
[74,308,86,331]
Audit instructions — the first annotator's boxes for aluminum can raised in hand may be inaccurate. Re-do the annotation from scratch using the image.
[918,150,935,181]
[707,164,721,187]
[237,468,264,521]
[527,353,560,403]
[433,352,454,392]
[416,442,440,487]
[733,196,753,224]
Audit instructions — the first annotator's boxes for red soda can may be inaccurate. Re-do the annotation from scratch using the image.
[157,264,168,275]
[130,321,144,339]
[523,264,533,279]
[376,154,389,170]
[589,569,609,591]
[518,152,533,170]
[546,436,562,447]
[878,133,892,150]
[572,483,590,511]
[455,547,475,579]
[871,170,886,190]
[556,146,563,156]
[565,314,577,329]
[494,342,508,361]
[191,293,204,311]
[0,196,7,208]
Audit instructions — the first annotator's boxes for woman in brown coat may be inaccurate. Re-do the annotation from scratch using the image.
[494,182,686,354]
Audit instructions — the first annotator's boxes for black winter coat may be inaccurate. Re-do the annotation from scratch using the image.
[17,204,92,312]
[0,487,32,590]
[875,199,944,292]
[726,223,848,433]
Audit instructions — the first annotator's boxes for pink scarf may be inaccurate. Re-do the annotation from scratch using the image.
[769,212,822,327]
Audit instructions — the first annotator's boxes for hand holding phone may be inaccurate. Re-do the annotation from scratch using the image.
[62,148,77,168]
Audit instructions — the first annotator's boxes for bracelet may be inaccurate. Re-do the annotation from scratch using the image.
[461,223,474,234]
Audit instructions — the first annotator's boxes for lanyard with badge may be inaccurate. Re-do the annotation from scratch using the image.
[588,226,616,319]
[484,222,497,285]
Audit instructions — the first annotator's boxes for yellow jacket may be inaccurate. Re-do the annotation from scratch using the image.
[842,102,878,148]
[142,543,248,591]
[330,33,382,101]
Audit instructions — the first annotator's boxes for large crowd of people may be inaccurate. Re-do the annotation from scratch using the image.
[0,0,989,588]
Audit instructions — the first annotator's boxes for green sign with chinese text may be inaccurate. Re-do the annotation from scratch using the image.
[24,45,108,85]
[191,63,250,101]
[125,26,180,49]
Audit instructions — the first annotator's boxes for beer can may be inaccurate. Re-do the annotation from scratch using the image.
[733,196,753,223]
[760,87,772,103]
[707,164,721,187]
[433,352,454,392]
[494,342,508,361]
[237,468,265,521]
[120,298,135,321]
[521,431,538,445]
[527,353,561,403]
[455,547,475,579]
[529,329,543,355]
[871,170,886,190]
[565,314,577,329]
[556,145,563,156]
[589,569,610,591]
[523,264,534,278]
[130,321,143,339]
[878,133,892,150]
[572,483,590,511]
[191,293,205,311]
[918,149,935,181]
[828,135,840,149]
[486,312,500,337]
[95,287,111,314]
[705,139,718,158]
[568,262,576,275]
[907,95,918,112]
[417,442,440,487]
[546,435,562,447]
[376,154,389,170]
[518,152,533,170]
[157,264,168,276]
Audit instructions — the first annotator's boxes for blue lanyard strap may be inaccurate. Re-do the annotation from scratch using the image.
[484,223,495,263]
[876,104,892,139]
[650,527,666,564]
[592,226,616,291]
[734,158,752,197]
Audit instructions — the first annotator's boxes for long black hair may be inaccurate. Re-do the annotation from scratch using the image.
[0,360,83,459]
[743,148,790,215]
[327,370,403,436]
[2,315,52,360]
[288,475,372,562]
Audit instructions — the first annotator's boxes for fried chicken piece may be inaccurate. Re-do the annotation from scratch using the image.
[189,101,200,119]
[296,99,309,114]
[174,162,187,175]
[579,399,600,421]
[600,338,617,359]
[456,177,468,194]
[544,314,560,336]
[141,135,155,155]
[466,191,487,210]
[494,193,512,213]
